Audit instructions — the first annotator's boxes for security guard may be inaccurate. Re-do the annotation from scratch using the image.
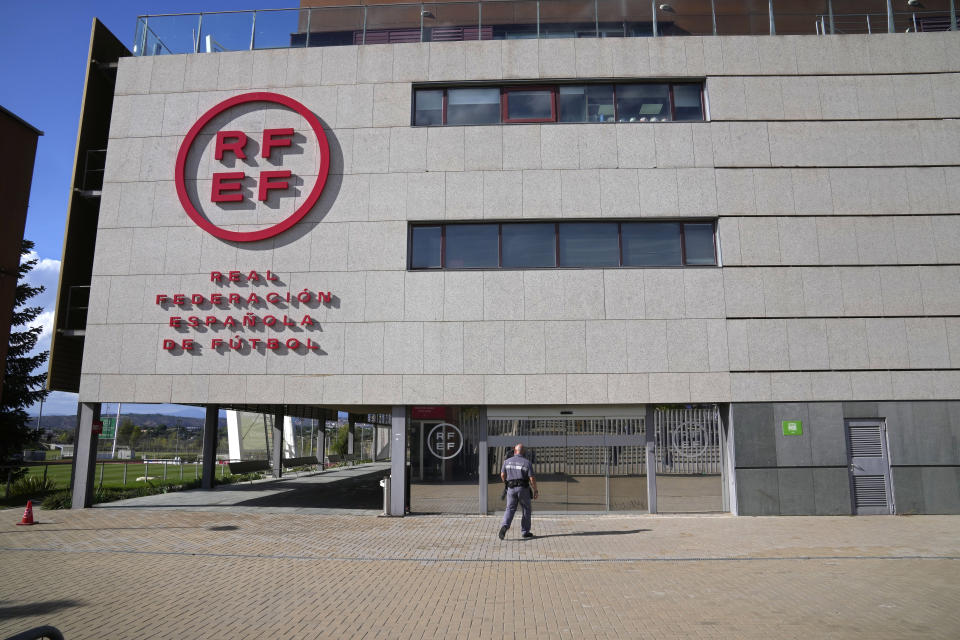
[498,443,538,540]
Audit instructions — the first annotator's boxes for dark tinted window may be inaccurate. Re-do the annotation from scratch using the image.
[411,226,442,268]
[557,85,614,123]
[673,84,704,121]
[502,223,556,267]
[414,90,443,126]
[506,89,553,120]
[558,223,619,267]
[616,83,671,122]
[447,88,500,125]
[683,223,716,265]
[445,224,499,268]
[622,222,682,266]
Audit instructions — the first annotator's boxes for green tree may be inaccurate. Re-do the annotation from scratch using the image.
[0,240,49,464]
[128,425,141,449]
[117,418,136,445]
[331,424,350,456]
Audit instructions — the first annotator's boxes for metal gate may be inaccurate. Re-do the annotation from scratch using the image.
[653,406,722,475]
[846,420,894,515]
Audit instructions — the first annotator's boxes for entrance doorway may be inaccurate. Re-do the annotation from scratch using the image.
[487,416,647,512]
[408,407,482,513]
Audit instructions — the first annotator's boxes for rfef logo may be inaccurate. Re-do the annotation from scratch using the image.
[427,423,464,460]
[174,92,330,242]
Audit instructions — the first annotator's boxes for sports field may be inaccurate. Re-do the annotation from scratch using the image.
[18,461,223,490]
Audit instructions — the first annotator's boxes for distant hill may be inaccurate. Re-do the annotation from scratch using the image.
[29,414,226,431]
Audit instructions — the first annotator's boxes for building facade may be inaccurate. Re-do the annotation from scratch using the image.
[55,4,960,515]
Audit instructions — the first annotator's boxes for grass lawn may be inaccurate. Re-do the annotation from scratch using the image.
[18,461,229,490]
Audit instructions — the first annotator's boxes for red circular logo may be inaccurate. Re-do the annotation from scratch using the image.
[174,92,330,242]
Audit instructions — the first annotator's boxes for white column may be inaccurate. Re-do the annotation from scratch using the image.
[226,410,242,461]
[283,416,297,458]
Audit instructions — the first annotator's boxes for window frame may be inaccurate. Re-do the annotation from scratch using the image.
[412,81,706,127]
[408,220,717,270]
[501,86,558,123]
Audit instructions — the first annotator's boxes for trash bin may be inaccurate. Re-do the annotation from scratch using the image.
[379,476,391,516]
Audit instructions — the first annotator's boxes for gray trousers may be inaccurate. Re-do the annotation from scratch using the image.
[501,486,532,533]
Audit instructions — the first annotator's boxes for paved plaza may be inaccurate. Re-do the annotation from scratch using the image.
[1,484,958,639]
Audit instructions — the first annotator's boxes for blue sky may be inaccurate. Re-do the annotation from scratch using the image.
[1,1,289,417]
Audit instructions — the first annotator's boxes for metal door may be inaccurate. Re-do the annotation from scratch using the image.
[846,420,894,515]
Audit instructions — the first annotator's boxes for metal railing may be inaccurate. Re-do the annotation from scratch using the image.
[82,149,106,191]
[63,285,89,332]
[133,1,959,56]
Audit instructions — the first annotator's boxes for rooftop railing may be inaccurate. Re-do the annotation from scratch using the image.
[133,1,958,56]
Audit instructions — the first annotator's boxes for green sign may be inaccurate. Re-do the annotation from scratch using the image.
[99,417,117,440]
[782,420,803,436]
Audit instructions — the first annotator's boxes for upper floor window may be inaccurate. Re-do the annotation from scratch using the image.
[409,220,717,270]
[413,82,704,126]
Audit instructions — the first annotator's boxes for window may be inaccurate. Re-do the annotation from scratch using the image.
[615,83,670,122]
[673,84,705,121]
[622,222,682,266]
[413,82,705,126]
[503,87,555,122]
[446,88,500,125]
[502,223,556,268]
[683,223,717,265]
[410,226,442,268]
[445,224,499,268]
[414,90,443,126]
[557,85,614,123]
[409,221,716,269]
[558,223,619,267]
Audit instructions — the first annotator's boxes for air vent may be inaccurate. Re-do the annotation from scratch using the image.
[853,475,888,508]
[849,425,883,457]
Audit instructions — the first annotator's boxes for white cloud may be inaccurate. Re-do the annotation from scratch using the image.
[30,310,55,342]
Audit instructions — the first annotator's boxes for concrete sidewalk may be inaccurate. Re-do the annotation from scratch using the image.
[94,462,391,514]
[1,509,958,639]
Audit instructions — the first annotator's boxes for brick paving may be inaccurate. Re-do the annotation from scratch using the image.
[1,507,958,639]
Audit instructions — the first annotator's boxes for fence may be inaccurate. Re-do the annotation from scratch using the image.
[134,2,959,56]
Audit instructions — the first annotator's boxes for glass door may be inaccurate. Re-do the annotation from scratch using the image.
[487,415,647,512]
[408,407,482,514]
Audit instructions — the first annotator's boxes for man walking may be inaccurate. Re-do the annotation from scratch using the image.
[498,443,538,540]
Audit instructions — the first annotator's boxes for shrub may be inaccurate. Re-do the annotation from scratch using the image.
[11,475,57,497]
[42,490,72,510]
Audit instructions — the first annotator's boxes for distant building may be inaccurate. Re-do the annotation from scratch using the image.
[0,106,43,402]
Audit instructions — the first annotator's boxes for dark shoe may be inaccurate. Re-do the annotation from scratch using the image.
[522,532,534,539]
[498,526,507,540]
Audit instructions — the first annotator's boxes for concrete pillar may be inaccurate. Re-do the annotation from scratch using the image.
[201,405,219,490]
[71,402,101,509]
[272,408,284,478]
[348,414,357,454]
[645,404,657,514]
[390,405,406,516]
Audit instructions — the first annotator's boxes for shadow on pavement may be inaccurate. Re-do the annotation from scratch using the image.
[234,475,383,509]
[528,529,650,539]
[0,600,82,620]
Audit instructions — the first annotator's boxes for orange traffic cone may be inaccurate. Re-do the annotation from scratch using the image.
[16,500,37,526]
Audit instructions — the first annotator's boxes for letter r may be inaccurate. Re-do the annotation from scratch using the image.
[215,131,248,160]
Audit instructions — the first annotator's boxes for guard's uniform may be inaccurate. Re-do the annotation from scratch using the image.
[501,453,535,535]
